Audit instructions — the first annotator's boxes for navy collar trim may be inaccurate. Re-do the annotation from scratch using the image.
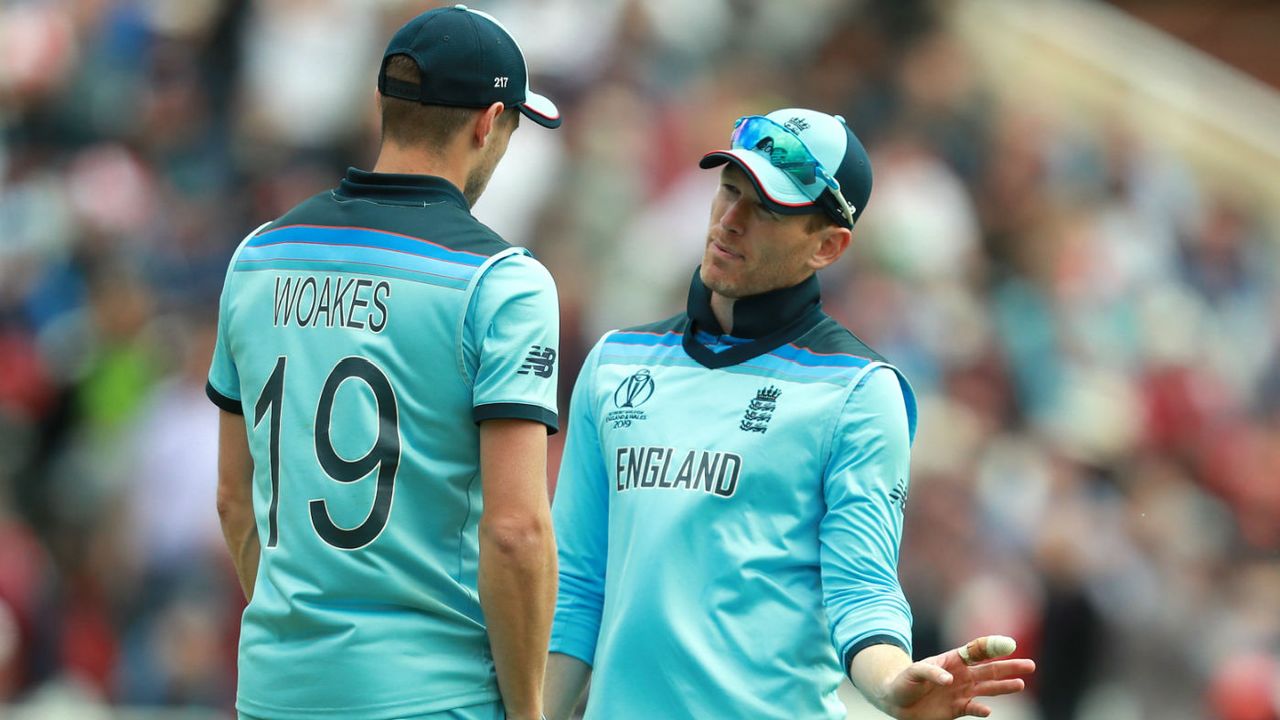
[336,167,469,210]
[683,268,824,369]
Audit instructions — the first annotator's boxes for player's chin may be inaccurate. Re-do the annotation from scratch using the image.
[702,269,754,301]
[699,260,737,294]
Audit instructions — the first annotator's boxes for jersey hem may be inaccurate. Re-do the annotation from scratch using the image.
[474,402,559,434]
[236,687,500,719]
[206,381,243,414]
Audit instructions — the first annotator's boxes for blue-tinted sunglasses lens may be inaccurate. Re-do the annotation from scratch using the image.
[730,117,822,189]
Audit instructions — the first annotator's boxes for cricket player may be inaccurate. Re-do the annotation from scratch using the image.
[544,109,1035,719]
[209,7,562,720]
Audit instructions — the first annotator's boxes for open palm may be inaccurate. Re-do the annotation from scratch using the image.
[883,636,1036,719]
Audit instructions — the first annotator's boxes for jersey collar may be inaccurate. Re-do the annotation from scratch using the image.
[682,268,824,369]
[336,167,469,210]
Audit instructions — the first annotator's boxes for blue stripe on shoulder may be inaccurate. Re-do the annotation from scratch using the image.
[599,331,685,366]
[599,330,870,384]
[248,225,489,268]
[767,343,873,369]
[239,225,490,283]
[603,330,684,348]
[737,355,865,381]
[232,258,469,290]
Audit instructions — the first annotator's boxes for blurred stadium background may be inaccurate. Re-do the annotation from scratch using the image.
[2,0,1279,718]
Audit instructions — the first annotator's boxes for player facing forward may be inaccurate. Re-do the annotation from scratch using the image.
[544,109,1035,719]
[209,7,561,720]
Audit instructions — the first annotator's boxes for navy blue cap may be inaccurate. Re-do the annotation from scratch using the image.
[378,5,561,128]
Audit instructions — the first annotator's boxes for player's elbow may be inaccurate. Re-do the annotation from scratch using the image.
[216,477,252,526]
[215,493,238,527]
[480,511,554,562]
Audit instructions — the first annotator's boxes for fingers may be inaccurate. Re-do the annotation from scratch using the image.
[904,661,955,687]
[968,658,1037,682]
[960,700,992,718]
[972,678,1026,697]
[957,635,1017,666]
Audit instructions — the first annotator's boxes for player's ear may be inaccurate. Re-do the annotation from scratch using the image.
[474,101,505,148]
[809,225,852,271]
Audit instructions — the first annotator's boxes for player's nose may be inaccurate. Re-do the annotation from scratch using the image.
[718,198,748,235]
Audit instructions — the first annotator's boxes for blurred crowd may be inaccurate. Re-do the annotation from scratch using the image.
[1,0,1278,718]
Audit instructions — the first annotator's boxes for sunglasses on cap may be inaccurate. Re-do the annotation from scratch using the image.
[729,115,856,227]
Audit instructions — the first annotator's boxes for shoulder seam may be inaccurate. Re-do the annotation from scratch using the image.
[820,364,869,484]
[581,332,616,434]
[455,247,531,387]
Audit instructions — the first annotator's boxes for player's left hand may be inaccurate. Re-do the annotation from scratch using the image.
[880,635,1036,719]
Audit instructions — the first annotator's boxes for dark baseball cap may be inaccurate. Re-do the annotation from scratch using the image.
[378,4,561,129]
[700,108,871,228]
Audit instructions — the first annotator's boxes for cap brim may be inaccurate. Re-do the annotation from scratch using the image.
[699,150,818,214]
[519,90,561,129]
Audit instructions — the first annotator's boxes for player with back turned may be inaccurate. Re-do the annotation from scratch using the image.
[208,7,562,720]
[543,109,1036,719]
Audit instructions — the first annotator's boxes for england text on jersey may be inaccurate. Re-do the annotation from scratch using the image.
[614,445,742,498]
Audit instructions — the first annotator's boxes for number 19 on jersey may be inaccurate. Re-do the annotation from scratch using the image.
[254,356,401,551]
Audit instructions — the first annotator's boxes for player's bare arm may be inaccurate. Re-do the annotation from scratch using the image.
[480,418,558,720]
[544,652,591,720]
[850,635,1036,719]
[216,409,259,601]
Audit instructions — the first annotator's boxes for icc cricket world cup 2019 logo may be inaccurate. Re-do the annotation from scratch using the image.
[607,369,654,429]
[614,369,655,409]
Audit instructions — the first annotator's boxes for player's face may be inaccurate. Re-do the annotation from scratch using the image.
[701,165,826,299]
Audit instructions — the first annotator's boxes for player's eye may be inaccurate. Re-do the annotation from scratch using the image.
[756,204,780,221]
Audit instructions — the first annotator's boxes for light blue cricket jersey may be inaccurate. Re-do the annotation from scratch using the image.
[550,271,917,719]
[206,169,559,719]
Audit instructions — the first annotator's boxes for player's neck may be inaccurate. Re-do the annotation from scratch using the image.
[372,143,469,199]
[710,292,735,335]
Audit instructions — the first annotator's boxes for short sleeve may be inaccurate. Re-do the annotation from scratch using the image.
[463,252,560,432]
[206,228,264,414]
[820,365,915,673]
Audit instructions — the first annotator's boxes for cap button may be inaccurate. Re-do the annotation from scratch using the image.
[454,3,468,9]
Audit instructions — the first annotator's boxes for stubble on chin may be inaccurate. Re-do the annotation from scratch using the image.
[699,259,744,299]
[701,234,735,297]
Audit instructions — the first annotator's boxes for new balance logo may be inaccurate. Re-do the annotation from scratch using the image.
[889,478,908,513]
[517,346,557,378]
[739,385,781,433]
